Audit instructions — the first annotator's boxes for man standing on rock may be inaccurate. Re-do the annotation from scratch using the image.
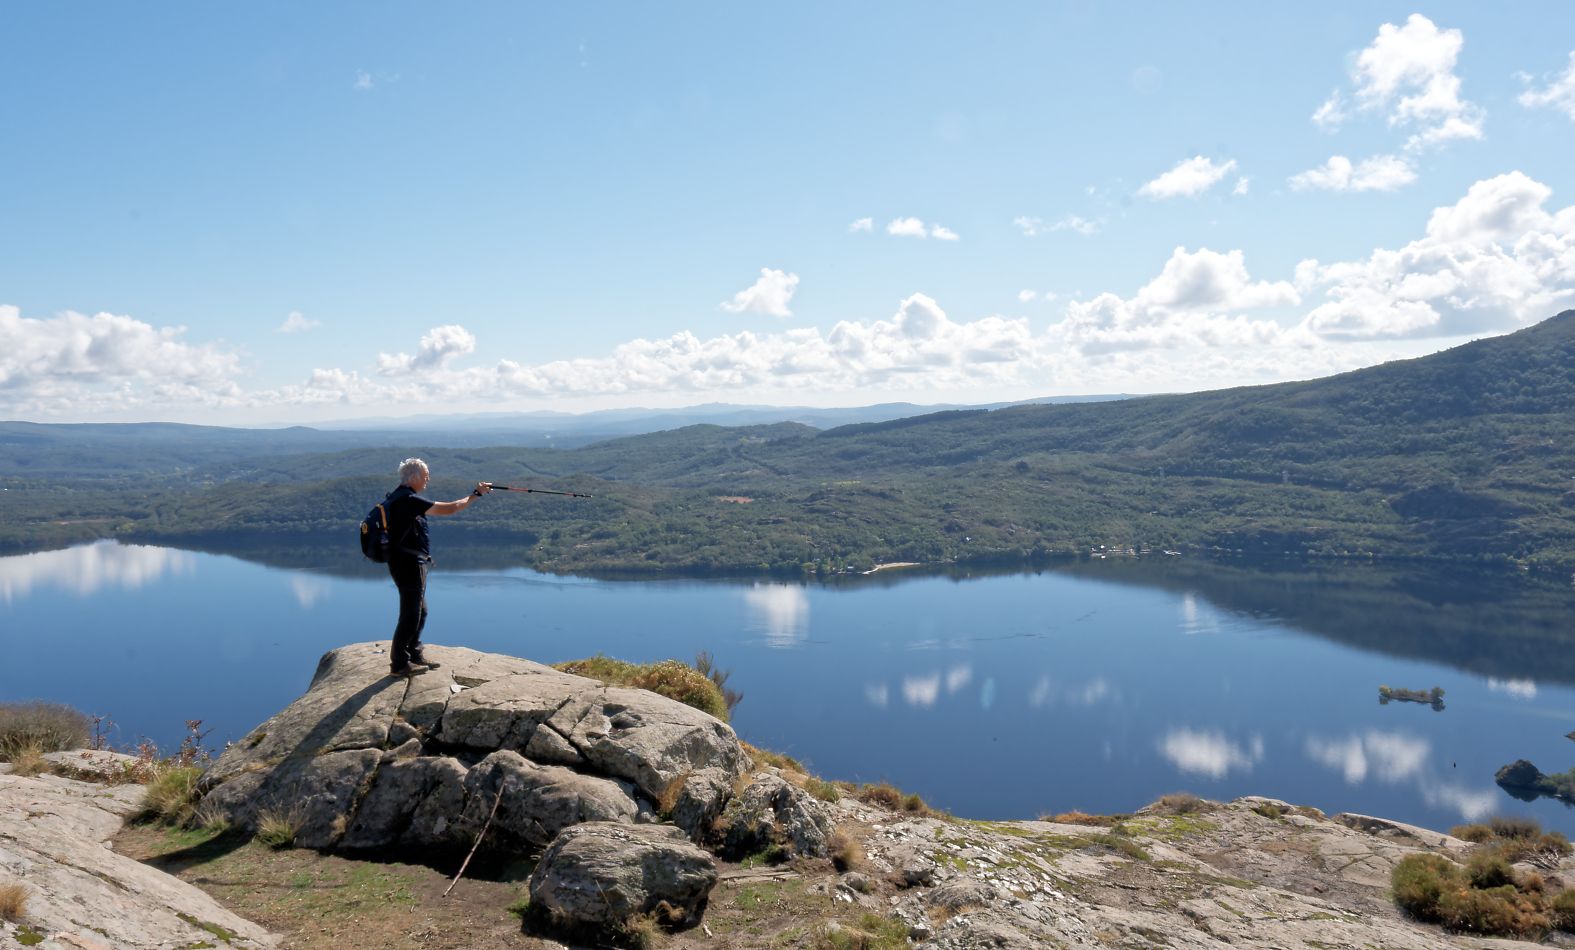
[384,458,491,676]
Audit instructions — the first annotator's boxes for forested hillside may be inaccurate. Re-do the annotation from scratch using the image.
[4,311,1573,573]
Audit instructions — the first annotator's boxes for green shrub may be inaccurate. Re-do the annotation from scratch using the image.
[554,656,730,721]
[1466,852,1514,889]
[1551,888,1575,932]
[1488,816,1544,840]
[0,702,90,758]
[1393,854,1459,922]
[1437,884,1548,937]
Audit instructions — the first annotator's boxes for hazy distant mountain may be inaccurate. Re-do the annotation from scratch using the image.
[0,395,1132,476]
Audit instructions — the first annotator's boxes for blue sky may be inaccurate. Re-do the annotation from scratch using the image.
[3,3,1574,423]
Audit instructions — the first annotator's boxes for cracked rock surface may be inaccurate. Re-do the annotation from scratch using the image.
[0,768,278,949]
[198,642,748,854]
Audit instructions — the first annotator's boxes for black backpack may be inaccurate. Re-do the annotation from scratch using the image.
[360,497,393,563]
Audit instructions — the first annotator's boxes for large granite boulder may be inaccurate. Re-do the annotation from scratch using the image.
[198,642,747,854]
[526,822,718,934]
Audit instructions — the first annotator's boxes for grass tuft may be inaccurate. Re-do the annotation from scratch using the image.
[139,766,205,826]
[828,828,864,872]
[803,777,841,803]
[0,882,27,923]
[815,913,911,950]
[554,656,731,722]
[253,808,301,849]
[743,742,805,774]
[8,744,49,778]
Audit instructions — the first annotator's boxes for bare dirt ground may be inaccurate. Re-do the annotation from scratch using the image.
[113,823,866,950]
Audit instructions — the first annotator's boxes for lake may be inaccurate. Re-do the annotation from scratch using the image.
[5,540,1575,834]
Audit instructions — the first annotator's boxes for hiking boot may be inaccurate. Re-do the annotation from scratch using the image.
[410,653,441,670]
[389,662,429,677]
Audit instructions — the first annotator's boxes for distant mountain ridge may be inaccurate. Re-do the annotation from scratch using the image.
[5,312,1574,572]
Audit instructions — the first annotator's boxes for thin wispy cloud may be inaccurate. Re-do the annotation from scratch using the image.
[848,217,873,233]
[277,311,320,333]
[1519,51,1575,122]
[1138,156,1239,199]
[353,70,373,91]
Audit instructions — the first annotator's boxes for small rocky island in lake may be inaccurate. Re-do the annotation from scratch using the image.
[1496,758,1575,804]
[1379,684,1445,710]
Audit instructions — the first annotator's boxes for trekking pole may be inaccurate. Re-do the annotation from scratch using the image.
[485,484,593,498]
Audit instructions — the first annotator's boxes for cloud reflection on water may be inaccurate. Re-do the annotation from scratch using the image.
[1028,674,1116,709]
[1487,677,1537,700]
[1160,728,1264,779]
[1304,731,1430,785]
[289,575,330,609]
[0,540,194,605]
[743,583,809,647]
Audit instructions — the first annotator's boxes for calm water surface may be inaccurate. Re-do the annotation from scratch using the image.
[5,541,1575,834]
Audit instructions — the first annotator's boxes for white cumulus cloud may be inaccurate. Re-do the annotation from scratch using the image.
[376,324,477,375]
[1317,14,1483,151]
[1289,154,1417,192]
[1520,51,1575,121]
[1297,171,1575,337]
[720,268,800,318]
[1138,156,1239,199]
[887,217,959,240]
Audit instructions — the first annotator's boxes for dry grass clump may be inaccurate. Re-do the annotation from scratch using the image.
[554,656,731,722]
[853,782,943,818]
[1040,810,1125,826]
[0,882,27,923]
[253,808,301,849]
[138,766,204,826]
[802,777,842,803]
[742,742,805,774]
[828,828,865,872]
[0,701,90,759]
[1149,792,1208,815]
[1451,815,1572,867]
[656,773,689,818]
[7,744,49,778]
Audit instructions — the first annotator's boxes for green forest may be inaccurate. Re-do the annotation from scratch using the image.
[4,310,1574,575]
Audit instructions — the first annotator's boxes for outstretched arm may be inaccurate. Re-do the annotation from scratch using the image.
[427,482,492,516]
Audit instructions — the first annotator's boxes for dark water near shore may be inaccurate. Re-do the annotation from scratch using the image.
[6,540,1575,833]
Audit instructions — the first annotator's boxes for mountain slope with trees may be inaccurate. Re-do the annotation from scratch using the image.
[4,311,1574,573]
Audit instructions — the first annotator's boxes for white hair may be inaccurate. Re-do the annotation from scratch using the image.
[398,458,429,486]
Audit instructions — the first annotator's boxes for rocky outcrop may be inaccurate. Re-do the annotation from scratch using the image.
[197,642,748,854]
[526,822,718,933]
[0,768,277,949]
[719,773,833,859]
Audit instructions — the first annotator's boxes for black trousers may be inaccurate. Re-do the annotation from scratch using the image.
[388,557,430,668]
